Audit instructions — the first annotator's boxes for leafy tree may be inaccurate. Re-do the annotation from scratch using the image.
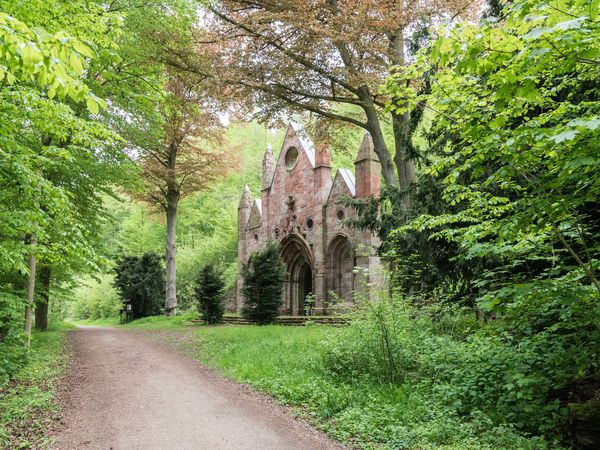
[76,0,233,318]
[377,0,600,435]
[0,0,126,345]
[241,242,287,325]
[114,254,165,320]
[171,0,473,190]
[387,0,600,301]
[195,264,225,324]
[135,74,233,316]
[67,274,122,320]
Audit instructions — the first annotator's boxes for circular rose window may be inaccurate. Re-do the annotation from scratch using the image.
[336,209,345,221]
[284,146,299,170]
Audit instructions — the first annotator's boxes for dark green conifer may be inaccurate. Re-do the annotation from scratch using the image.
[195,264,225,324]
[241,241,286,324]
[114,253,164,320]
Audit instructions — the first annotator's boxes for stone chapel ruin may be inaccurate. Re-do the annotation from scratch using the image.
[236,123,381,315]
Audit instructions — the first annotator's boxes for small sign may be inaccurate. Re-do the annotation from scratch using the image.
[126,304,132,311]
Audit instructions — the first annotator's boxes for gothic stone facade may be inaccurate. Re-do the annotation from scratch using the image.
[236,123,381,315]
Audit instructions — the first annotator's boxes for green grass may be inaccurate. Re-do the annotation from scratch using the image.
[72,313,199,329]
[156,322,547,450]
[58,314,550,448]
[0,322,75,449]
[72,317,120,327]
[121,313,200,330]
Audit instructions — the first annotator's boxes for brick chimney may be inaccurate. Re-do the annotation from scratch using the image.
[354,132,381,198]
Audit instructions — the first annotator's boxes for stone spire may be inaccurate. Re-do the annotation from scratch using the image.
[354,132,381,197]
[355,132,379,163]
[237,184,253,313]
[238,184,253,209]
[262,143,276,190]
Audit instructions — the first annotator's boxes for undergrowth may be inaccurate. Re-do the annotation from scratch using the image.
[189,322,549,449]
[0,322,74,449]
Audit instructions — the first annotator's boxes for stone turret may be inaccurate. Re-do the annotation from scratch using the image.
[314,143,332,205]
[236,185,253,311]
[262,144,275,190]
[238,184,253,210]
[354,132,381,198]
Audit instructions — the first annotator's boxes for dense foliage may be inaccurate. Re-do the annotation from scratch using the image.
[195,264,225,324]
[337,0,600,444]
[67,275,122,320]
[325,295,600,444]
[113,254,165,320]
[0,0,133,375]
[241,242,287,324]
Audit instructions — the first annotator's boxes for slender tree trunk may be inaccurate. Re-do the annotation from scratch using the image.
[165,188,179,316]
[392,111,417,188]
[388,29,417,206]
[24,240,37,350]
[35,265,51,331]
[359,88,398,187]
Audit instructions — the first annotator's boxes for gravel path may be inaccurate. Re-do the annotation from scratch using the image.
[52,326,344,450]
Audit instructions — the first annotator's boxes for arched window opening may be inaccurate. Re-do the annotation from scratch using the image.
[326,236,354,305]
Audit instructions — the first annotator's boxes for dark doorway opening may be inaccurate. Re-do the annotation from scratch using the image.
[297,262,313,315]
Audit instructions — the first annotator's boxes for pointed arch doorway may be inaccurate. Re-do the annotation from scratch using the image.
[326,235,355,304]
[280,236,314,316]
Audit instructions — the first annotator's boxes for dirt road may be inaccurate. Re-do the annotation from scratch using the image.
[52,327,344,450]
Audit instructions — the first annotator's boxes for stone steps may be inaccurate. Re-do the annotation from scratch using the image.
[190,315,349,326]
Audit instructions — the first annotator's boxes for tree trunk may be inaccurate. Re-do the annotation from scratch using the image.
[24,243,37,350]
[388,29,417,206]
[165,189,178,316]
[35,265,51,331]
[360,88,398,187]
[392,110,417,189]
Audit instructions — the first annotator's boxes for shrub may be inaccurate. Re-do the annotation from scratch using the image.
[323,289,600,443]
[241,241,286,324]
[113,253,164,320]
[195,264,225,324]
[0,291,26,386]
[324,295,428,384]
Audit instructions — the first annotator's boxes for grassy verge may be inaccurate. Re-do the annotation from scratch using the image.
[73,313,199,330]
[187,324,521,450]
[0,322,75,449]
[72,317,120,327]
[121,313,200,330]
[119,317,542,449]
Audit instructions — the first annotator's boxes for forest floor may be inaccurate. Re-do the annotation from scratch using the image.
[51,326,344,450]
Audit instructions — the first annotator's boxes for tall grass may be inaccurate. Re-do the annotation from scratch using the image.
[188,323,545,450]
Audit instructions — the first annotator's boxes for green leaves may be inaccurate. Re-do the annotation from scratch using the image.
[382,0,600,317]
[0,12,103,113]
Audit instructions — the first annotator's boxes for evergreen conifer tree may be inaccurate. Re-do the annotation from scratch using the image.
[195,264,225,324]
[114,253,164,320]
[241,242,286,324]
